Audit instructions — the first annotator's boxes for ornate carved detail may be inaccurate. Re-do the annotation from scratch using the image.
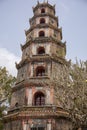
[4,106,70,121]
[51,54,70,66]
[16,58,30,69]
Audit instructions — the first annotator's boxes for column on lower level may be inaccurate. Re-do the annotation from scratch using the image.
[27,88,33,106]
[23,120,30,130]
[47,122,51,130]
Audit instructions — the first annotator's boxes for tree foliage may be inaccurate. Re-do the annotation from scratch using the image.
[50,60,87,129]
[69,60,87,128]
[0,67,16,130]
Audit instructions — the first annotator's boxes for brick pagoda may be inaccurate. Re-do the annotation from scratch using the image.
[3,1,73,130]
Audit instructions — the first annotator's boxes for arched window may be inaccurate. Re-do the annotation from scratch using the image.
[37,47,45,55]
[36,66,45,76]
[39,31,45,37]
[41,8,45,14]
[40,18,45,24]
[34,92,45,106]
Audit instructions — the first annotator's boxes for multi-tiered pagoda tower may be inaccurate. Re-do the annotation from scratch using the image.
[3,1,73,130]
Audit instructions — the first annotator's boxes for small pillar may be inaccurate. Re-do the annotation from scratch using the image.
[47,122,51,130]
[23,123,27,130]
[23,120,30,130]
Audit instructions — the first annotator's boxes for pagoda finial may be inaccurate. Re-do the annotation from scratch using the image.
[53,4,56,8]
[37,1,39,4]
[43,0,45,3]
[32,6,34,10]
[20,44,23,51]
[15,62,18,68]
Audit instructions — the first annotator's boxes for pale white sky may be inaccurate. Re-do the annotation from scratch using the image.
[0,0,87,76]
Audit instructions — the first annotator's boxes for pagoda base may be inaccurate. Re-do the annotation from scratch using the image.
[3,106,73,130]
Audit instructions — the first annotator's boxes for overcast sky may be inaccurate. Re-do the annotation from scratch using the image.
[0,0,87,76]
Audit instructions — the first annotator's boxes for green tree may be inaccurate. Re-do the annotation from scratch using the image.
[49,60,87,129]
[0,67,16,130]
[69,60,87,129]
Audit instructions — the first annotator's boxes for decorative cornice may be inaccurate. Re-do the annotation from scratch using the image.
[58,27,62,40]
[26,77,50,87]
[16,54,51,69]
[3,106,71,121]
[15,51,68,70]
[25,23,60,36]
[3,112,19,122]
[31,54,51,62]
[51,54,71,67]
[21,36,65,51]
[29,13,58,23]
[12,81,25,92]
[15,58,30,69]
[11,77,50,92]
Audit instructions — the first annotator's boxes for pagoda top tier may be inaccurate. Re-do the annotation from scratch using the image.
[33,1,55,14]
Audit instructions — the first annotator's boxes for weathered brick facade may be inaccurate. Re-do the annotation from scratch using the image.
[3,1,73,130]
